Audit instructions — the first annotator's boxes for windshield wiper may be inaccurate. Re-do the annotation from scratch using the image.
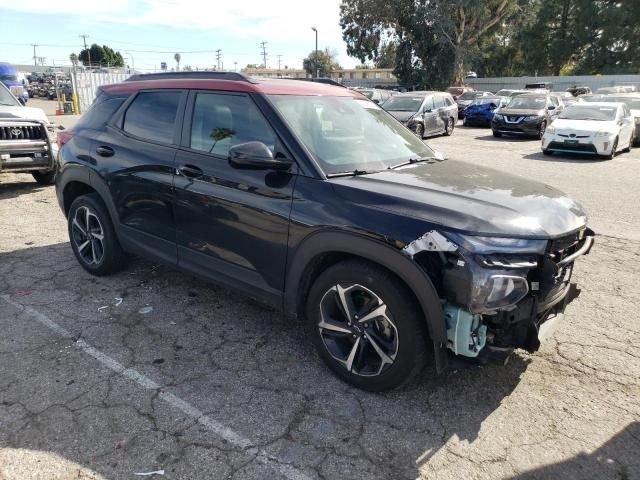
[388,156,439,170]
[326,169,382,178]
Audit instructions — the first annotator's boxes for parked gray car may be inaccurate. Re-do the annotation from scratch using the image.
[382,91,458,138]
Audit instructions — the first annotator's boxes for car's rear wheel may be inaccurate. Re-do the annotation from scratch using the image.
[414,123,424,139]
[306,260,428,391]
[68,194,126,276]
[32,171,56,185]
[443,117,455,136]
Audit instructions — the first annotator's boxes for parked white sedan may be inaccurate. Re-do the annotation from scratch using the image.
[542,102,635,159]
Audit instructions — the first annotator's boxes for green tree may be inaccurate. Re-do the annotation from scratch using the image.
[78,44,124,67]
[302,48,341,77]
[340,0,520,86]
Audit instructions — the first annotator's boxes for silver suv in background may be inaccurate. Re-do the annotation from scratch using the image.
[382,91,458,138]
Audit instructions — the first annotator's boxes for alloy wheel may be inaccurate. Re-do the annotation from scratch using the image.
[415,124,424,138]
[318,284,398,377]
[446,118,454,134]
[71,206,105,266]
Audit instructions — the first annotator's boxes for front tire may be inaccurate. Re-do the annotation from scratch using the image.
[443,117,455,136]
[32,171,56,185]
[414,123,424,139]
[492,130,502,138]
[605,137,619,160]
[306,260,428,391]
[537,121,547,140]
[543,149,553,156]
[68,194,127,276]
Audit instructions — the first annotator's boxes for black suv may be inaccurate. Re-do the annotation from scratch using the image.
[492,93,561,139]
[55,73,594,391]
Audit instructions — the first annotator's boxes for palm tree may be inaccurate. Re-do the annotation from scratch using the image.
[174,53,181,71]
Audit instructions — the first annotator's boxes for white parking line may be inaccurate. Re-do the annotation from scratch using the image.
[1,294,313,480]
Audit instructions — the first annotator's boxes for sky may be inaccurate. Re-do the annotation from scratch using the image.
[0,0,359,71]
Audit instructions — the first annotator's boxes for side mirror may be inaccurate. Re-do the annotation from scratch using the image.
[18,97,26,106]
[228,141,292,171]
[548,105,556,110]
[373,99,380,104]
[424,107,432,113]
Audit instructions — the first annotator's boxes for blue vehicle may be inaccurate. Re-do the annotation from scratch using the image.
[0,62,28,104]
[462,96,508,127]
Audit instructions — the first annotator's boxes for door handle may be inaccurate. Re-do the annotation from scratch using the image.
[95,146,114,157]
[178,164,204,178]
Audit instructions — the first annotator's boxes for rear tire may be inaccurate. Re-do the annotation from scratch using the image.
[68,194,127,276]
[32,171,55,185]
[305,259,429,391]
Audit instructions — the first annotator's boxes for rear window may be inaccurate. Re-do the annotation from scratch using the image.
[123,91,181,144]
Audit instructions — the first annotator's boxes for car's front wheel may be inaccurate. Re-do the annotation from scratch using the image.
[414,123,424,139]
[32,171,55,185]
[306,260,428,391]
[68,194,127,276]
[443,117,455,136]
[605,137,619,160]
[537,121,547,140]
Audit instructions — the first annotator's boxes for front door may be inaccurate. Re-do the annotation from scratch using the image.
[422,96,438,133]
[174,91,297,305]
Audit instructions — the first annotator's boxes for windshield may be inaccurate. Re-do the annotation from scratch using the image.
[380,95,423,112]
[471,97,499,106]
[360,90,374,100]
[268,95,434,175]
[506,96,546,109]
[458,92,477,100]
[606,96,640,111]
[559,105,617,121]
[0,82,21,106]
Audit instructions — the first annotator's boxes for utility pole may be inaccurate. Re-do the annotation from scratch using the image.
[277,54,283,71]
[79,34,91,67]
[259,41,268,68]
[30,44,39,66]
[234,61,238,72]
[215,49,222,70]
[311,27,319,78]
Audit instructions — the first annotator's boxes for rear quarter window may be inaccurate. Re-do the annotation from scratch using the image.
[76,94,127,130]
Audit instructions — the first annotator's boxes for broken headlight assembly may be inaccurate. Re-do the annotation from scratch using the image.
[440,232,547,314]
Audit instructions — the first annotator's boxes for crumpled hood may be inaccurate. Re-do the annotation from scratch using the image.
[467,103,496,113]
[0,106,49,123]
[388,110,419,123]
[329,160,587,238]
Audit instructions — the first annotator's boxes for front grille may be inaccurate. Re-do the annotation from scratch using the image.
[547,141,597,154]
[0,125,45,140]
[505,116,524,123]
[558,133,589,138]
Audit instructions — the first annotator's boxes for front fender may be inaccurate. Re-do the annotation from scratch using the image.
[284,230,447,345]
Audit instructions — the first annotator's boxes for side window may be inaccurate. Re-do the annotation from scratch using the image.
[444,96,454,106]
[434,95,445,109]
[78,96,127,130]
[189,93,276,156]
[123,91,181,144]
[423,97,434,111]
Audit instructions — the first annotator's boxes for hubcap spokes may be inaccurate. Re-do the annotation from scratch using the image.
[318,284,398,377]
[71,206,105,266]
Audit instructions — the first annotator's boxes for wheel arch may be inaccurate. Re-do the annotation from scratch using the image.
[284,231,448,370]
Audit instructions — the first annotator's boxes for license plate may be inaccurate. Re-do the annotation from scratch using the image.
[564,139,579,144]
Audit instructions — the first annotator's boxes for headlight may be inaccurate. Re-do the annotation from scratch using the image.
[525,115,541,121]
[545,125,556,134]
[595,130,613,137]
[467,267,530,313]
[443,232,547,254]
[493,114,503,120]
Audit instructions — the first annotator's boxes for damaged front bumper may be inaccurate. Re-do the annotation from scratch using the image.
[404,228,595,357]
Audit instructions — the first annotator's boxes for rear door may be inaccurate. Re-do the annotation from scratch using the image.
[173,90,297,305]
[422,96,438,133]
[433,94,448,132]
[95,89,186,264]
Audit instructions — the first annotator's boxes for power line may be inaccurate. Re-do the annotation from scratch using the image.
[259,41,268,68]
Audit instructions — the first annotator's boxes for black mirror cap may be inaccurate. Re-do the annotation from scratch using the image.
[18,97,26,106]
[228,141,292,171]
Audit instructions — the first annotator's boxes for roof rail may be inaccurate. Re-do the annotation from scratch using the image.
[281,77,346,88]
[125,71,258,83]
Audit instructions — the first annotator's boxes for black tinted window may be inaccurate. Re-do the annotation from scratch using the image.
[123,91,181,144]
[78,96,127,130]
[190,93,276,156]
